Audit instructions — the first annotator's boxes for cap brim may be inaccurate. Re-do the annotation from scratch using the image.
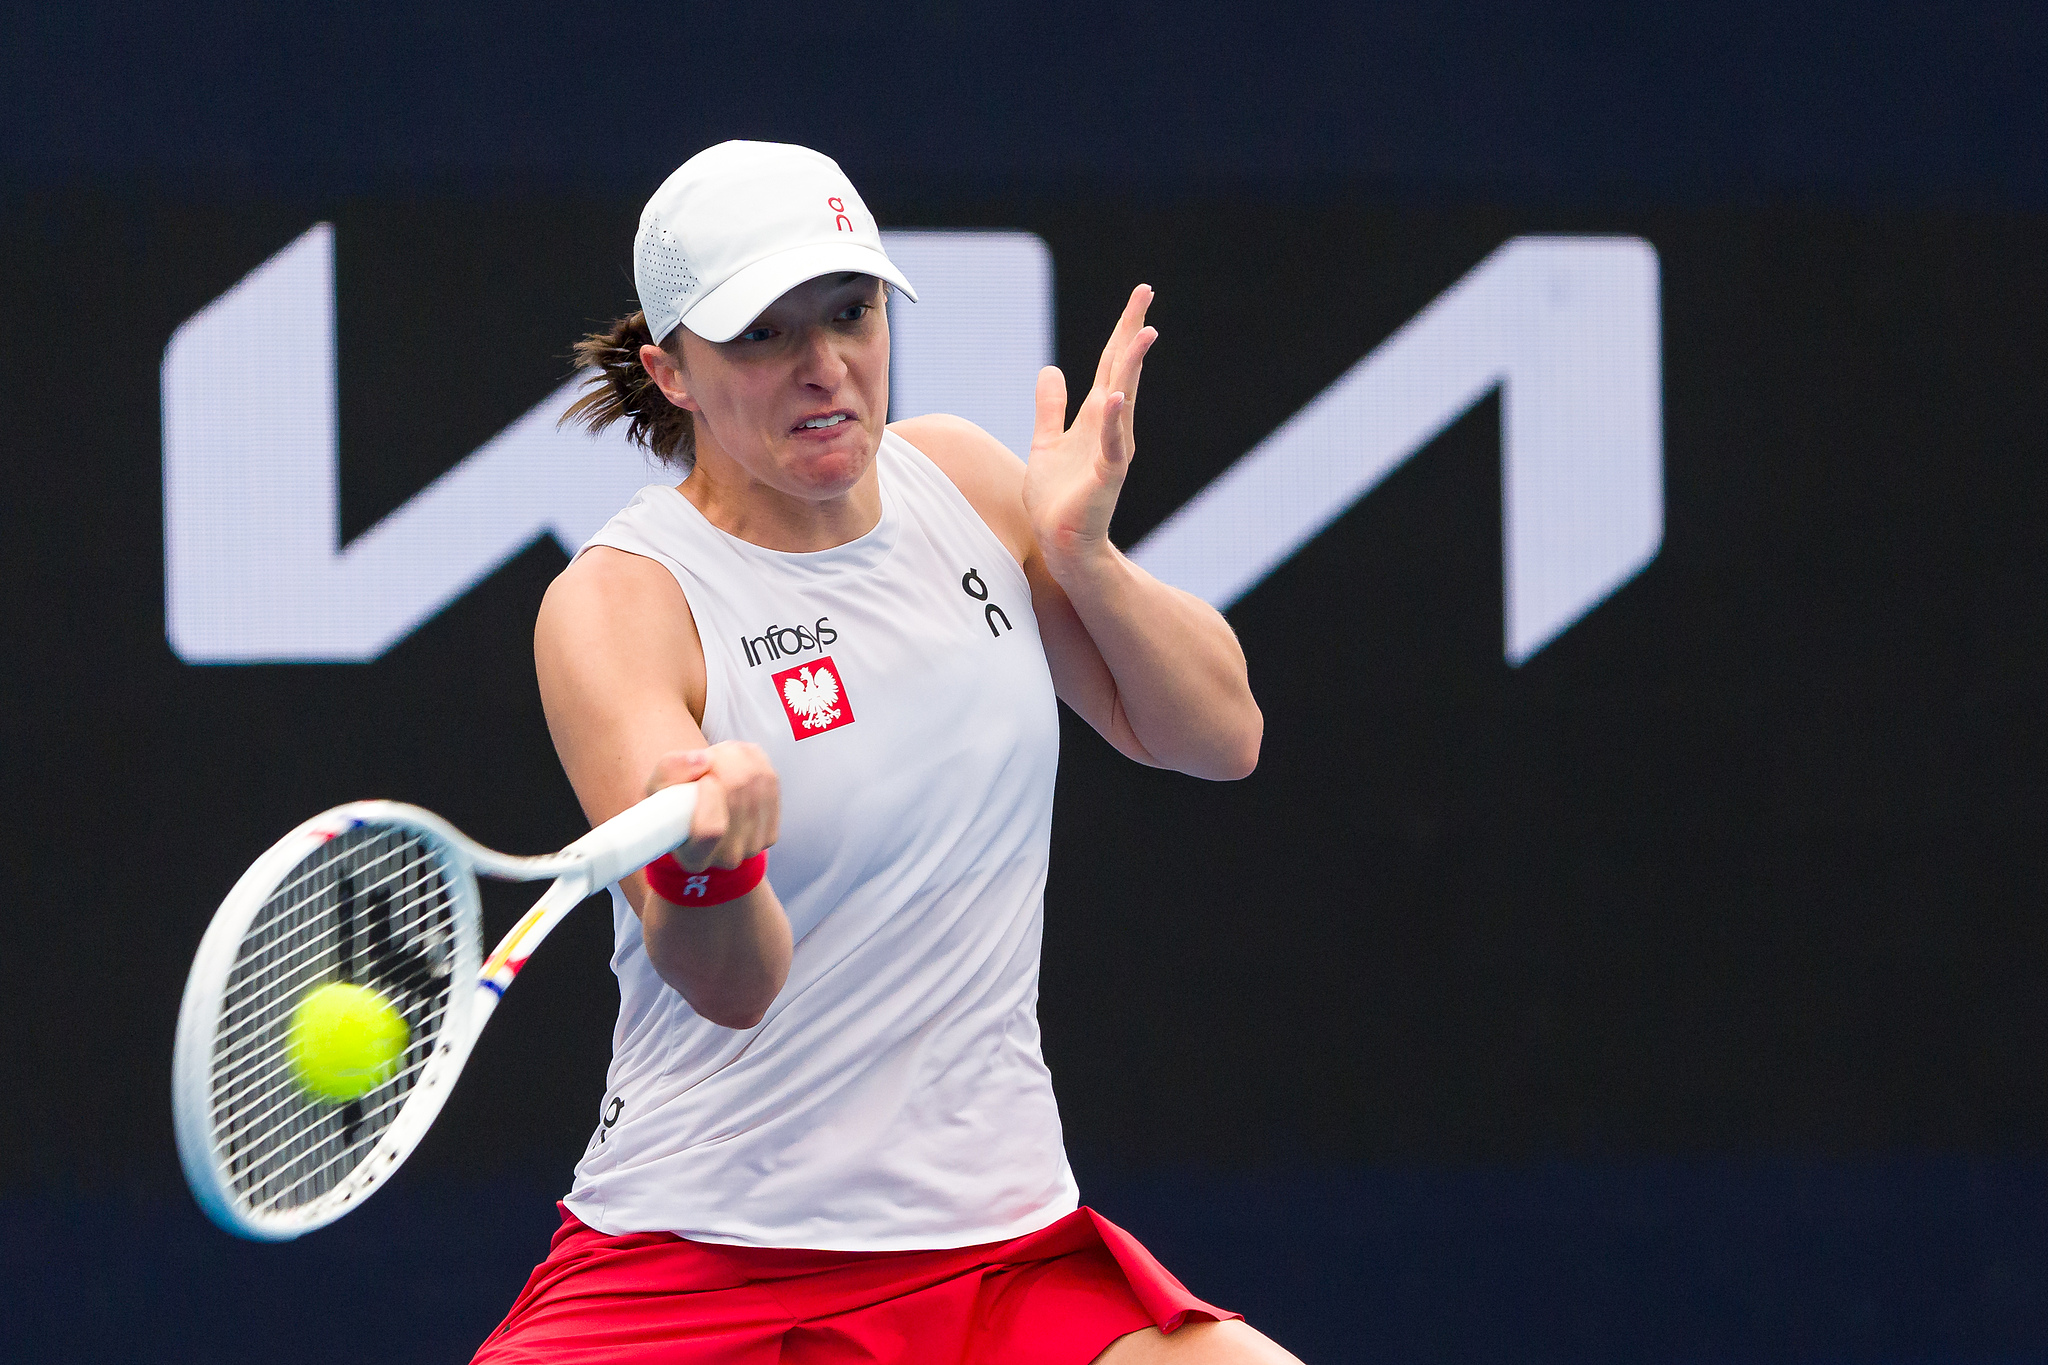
[680,241,919,343]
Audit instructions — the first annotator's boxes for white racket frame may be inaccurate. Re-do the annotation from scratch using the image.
[172,782,698,1241]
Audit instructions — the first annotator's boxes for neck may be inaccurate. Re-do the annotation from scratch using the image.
[676,443,884,553]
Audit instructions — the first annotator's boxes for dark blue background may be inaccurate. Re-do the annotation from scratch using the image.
[5,4,2047,1362]
[6,0,2044,203]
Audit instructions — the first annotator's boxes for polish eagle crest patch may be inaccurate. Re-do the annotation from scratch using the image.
[772,655,855,739]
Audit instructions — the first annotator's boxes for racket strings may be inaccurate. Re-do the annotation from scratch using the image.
[208,824,460,1216]
[210,846,449,1080]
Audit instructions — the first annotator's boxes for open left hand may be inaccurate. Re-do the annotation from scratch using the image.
[1023,284,1157,576]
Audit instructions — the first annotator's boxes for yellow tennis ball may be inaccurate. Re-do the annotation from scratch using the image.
[287,983,409,1103]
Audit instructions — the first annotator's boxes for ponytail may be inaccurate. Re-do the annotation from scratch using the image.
[561,312,696,469]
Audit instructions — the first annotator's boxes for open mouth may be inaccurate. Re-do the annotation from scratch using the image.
[793,411,855,433]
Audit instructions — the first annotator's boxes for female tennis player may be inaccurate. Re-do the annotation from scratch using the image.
[473,141,1286,1364]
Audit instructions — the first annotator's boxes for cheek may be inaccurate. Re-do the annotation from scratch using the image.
[700,371,779,435]
[851,342,891,413]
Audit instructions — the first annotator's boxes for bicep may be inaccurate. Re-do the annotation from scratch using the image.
[535,548,712,831]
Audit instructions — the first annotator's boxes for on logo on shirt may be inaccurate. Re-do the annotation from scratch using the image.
[773,654,855,739]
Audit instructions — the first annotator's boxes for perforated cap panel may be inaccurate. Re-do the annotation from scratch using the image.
[636,224,703,345]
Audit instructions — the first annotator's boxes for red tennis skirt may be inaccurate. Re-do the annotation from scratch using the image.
[470,1204,1239,1364]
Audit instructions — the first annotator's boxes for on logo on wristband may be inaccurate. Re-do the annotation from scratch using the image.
[642,848,768,907]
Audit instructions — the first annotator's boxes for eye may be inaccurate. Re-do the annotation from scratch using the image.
[836,303,872,323]
[736,324,777,343]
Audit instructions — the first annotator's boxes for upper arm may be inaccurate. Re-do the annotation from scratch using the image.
[890,414,1160,766]
[534,546,713,835]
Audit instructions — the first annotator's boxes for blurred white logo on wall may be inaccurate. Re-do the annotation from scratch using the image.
[162,228,1658,665]
[160,224,1052,663]
[1130,236,1663,664]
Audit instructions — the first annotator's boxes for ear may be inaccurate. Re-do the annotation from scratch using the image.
[639,342,699,413]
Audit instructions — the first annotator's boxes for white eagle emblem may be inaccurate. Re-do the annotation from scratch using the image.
[781,664,842,730]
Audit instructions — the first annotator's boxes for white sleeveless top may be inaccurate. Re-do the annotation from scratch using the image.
[561,430,1076,1250]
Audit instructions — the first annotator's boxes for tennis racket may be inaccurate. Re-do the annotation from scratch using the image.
[171,783,699,1241]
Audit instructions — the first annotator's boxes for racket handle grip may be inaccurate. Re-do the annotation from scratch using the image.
[563,782,701,890]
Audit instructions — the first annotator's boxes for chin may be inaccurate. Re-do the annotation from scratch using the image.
[781,433,877,498]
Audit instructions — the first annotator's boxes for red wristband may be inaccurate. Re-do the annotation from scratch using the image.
[643,849,767,907]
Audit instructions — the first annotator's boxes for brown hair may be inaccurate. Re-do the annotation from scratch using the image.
[561,312,696,469]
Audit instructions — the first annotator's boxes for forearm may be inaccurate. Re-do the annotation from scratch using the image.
[637,880,793,1029]
[1051,544,1262,779]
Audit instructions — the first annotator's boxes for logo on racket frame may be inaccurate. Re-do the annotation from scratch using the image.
[773,655,855,739]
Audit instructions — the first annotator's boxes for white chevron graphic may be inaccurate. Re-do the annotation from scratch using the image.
[1130,236,1663,664]
[163,230,1657,665]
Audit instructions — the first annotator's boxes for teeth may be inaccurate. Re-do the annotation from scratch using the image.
[800,414,848,429]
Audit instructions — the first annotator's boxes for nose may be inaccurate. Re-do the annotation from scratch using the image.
[791,323,849,392]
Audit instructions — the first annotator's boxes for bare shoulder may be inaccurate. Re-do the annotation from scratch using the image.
[889,414,1033,567]
[538,545,696,649]
[536,545,706,718]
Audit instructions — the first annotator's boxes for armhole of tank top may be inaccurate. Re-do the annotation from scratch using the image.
[572,534,724,739]
[882,428,1033,601]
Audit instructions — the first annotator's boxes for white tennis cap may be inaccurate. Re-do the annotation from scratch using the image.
[634,141,917,345]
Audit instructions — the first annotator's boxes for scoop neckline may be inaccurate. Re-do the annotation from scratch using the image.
[659,438,902,576]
